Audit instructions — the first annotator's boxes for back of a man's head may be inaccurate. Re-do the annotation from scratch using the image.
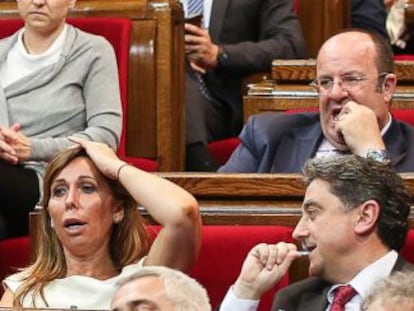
[111,266,211,311]
[302,155,411,251]
[362,271,414,311]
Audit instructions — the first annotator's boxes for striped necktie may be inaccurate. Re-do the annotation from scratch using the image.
[188,0,203,17]
[330,285,357,311]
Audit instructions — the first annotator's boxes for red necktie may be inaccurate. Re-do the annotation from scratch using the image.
[330,285,357,311]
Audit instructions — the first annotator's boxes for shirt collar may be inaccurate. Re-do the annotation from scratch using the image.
[326,250,398,304]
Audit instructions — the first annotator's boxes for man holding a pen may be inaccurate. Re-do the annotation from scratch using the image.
[220,155,414,310]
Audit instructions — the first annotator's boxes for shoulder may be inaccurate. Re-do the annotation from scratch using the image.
[244,112,319,138]
[2,270,28,293]
[67,25,115,54]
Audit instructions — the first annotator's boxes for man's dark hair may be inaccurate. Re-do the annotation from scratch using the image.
[302,155,411,251]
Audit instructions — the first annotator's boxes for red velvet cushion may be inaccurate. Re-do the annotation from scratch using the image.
[119,155,159,172]
[190,225,293,310]
[401,229,414,264]
[0,236,31,295]
[391,109,414,127]
[208,138,241,165]
[394,54,414,61]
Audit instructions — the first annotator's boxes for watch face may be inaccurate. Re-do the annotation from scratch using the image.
[366,149,390,163]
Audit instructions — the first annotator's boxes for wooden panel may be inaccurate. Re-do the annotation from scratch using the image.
[297,0,351,58]
[271,59,414,82]
[0,0,185,171]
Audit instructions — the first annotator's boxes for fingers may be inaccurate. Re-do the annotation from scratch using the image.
[184,23,204,36]
[252,242,299,271]
[189,61,206,74]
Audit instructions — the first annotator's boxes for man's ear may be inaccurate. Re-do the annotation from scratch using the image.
[354,200,380,235]
[381,73,397,103]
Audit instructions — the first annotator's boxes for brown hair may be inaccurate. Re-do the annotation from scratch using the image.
[13,148,151,307]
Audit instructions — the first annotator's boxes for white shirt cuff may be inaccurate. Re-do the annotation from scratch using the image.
[219,286,260,311]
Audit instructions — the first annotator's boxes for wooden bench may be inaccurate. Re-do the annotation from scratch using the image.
[0,0,185,171]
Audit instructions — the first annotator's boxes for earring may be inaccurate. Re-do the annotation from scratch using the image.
[50,218,55,228]
[113,215,122,224]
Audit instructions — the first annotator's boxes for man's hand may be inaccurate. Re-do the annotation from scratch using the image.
[0,123,31,164]
[184,23,219,72]
[335,101,386,156]
[233,242,301,300]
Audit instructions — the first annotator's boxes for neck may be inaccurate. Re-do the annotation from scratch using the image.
[327,239,390,284]
[22,22,65,54]
[64,248,119,280]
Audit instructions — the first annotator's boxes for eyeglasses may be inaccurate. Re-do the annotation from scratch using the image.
[310,72,388,93]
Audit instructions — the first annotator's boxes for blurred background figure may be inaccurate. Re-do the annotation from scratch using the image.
[362,271,414,311]
[352,0,389,39]
[111,266,211,311]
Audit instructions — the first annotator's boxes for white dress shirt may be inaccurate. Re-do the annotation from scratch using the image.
[220,250,398,311]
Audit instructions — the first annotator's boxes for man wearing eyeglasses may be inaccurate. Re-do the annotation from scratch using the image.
[219,29,414,172]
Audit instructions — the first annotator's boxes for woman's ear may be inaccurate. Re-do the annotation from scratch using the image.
[354,200,380,235]
[112,201,125,224]
[113,209,124,224]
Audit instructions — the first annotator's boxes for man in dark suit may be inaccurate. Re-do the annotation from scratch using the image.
[219,155,414,311]
[183,0,307,171]
[219,29,414,173]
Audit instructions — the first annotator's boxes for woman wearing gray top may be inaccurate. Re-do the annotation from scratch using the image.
[0,0,122,239]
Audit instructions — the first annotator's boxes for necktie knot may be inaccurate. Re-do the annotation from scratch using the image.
[330,285,357,311]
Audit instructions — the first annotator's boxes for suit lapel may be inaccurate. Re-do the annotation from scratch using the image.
[209,0,229,42]
[271,121,323,172]
[384,119,406,166]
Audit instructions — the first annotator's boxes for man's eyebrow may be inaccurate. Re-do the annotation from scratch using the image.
[302,199,322,211]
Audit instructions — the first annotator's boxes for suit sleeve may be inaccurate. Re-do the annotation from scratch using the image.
[218,116,261,172]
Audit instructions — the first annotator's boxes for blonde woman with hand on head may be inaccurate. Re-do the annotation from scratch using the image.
[0,137,201,309]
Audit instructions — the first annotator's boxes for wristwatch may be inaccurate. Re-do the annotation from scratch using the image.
[216,45,229,67]
[366,149,391,164]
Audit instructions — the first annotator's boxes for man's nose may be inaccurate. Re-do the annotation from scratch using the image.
[327,79,349,101]
[292,216,309,240]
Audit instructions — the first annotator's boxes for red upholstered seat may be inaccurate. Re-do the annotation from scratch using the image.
[0,236,30,295]
[394,54,414,61]
[0,18,158,172]
[207,137,241,166]
[401,229,414,263]
[392,109,414,127]
[190,225,293,310]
